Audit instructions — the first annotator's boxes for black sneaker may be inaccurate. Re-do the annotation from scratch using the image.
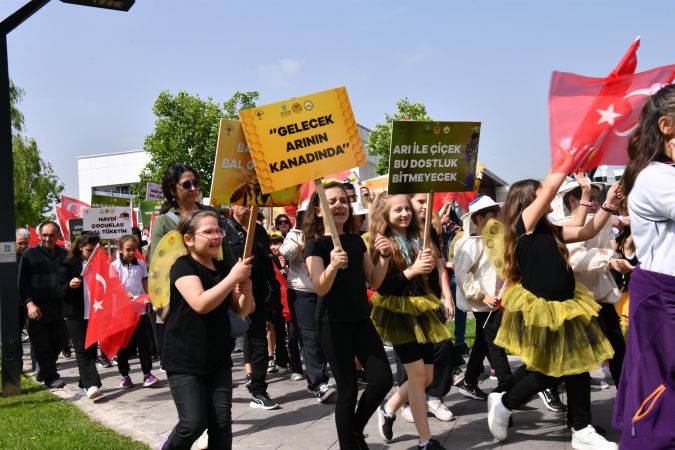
[243,373,252,388]
[356,369,367,386]
[538,388,566,412]
[377,405,395,442]
[419,438,445,449]
[352,433,370,450]
[96,357,112,369]
[317,383,337,403]
[458,381,488,400]
[267,359,278,373]
[249,392,279,410]
[451,367,465,386]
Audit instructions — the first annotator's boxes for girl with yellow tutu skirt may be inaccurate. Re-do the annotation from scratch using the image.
[486,173,622,450]
[369,194,452,450]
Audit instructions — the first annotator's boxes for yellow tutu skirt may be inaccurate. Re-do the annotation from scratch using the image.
[370,293,452,346]
[494,283,614,377]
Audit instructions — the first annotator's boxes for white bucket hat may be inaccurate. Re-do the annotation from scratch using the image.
[460,195,502,234]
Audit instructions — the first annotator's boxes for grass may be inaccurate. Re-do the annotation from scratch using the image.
[0,374,149,450]
[446,317,476,349]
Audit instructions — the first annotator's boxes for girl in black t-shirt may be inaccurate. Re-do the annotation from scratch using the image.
[303,181,393,450]
[161,210,253,450]
[487,172,621,450]
[368,194,452,450]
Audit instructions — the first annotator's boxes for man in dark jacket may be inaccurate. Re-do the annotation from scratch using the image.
[225,206,281,410]
[17,221,68,388]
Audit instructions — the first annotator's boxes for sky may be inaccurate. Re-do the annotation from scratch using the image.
[3,0,673,198]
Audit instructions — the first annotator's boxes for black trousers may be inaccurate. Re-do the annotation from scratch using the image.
[288,289,330,390]
[319,318,393,449]
[64,318,101,389]
[270,309,303,373]
[597,303,625,385]
[243,305,269,396]
[503,366,591,430]
[27,317,65,384]
[165,365,233,450]
[465,310,512,390]
[117,315,153,377]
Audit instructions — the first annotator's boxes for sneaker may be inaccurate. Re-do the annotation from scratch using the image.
[46,378,65,389]
[317,382,337,403]
[538,388,566,412]
[458,381,488,400]
[290,372,304,381]
[61,348,72,359]
[249,392,279,410]
[196,429,209,449]
[377,405,395,442]
[143,373,160,387]
[401,404,415,423]
[86,386,102,400]
[489,368,497,381]
[571,425,618,450]
[451,367,465,386]
[427,398,454,422]
[243,373,252,388]
[487,392,512,441]
[97,357,112,369]
[21,331,30,343]
[159,367,166,373]
[111,356,118,366]
[277,365,290,374]
[352,432,370,450]
[590,376,610,389]
[267,359,278,373]
[419,438,445,449]
[120,375,133,388]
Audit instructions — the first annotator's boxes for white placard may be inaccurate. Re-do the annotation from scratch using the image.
[83,206,132,240]
[146,182,164,201]
[0,242,16,263]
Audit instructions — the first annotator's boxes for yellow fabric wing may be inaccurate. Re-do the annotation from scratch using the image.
[148,231,187,308]
[481,218,505,279]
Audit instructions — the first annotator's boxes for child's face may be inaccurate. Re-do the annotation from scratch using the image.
[270,242,281,256]
[388,195,412,233]
[319,186,350,226]
[81,243,97,262]
[186,216,222,258]
[409,194,427,225]
[121,240,137,262]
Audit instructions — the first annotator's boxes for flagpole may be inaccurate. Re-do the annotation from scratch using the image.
[483,281,508,329]
[80,242,101,277]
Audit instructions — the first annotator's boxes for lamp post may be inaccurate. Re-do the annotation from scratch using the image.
[0,0,134,397]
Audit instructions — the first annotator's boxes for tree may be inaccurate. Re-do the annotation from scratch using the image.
[11,80,64,226]
[137,90,259,201]
[367,98,433,175]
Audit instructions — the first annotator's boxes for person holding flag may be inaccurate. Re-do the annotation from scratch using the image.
[57,231,103,400]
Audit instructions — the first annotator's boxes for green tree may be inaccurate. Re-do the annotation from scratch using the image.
[11,80,64,226]
[138,90,258,201]
[367,98,433,175]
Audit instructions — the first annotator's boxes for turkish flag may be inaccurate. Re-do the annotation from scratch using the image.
[54,205,76,242]
[84,248,141,357]
[550,38,675,172]
[61,195,90,218]
[433,191,476,212]
[27,225,41,247]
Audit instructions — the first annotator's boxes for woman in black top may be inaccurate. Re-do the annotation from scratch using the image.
[161,210,253,450]
[304,181,392,450]
[58,231,103,400]
[487,172,621,450]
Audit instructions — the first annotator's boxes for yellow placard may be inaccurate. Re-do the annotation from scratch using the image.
[240,87,367,194]
[209,119,301,206]
[363,175,389,194]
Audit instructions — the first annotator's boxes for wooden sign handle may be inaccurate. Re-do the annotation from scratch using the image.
[243,205,258,258]
[314,179,342,251]
[423,192,434,249]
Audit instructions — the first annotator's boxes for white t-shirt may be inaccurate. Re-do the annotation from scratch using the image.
[111,258,149,314]
[628,162,675,276]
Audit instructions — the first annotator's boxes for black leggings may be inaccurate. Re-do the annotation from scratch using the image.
[319,318,393,449]
[117,315,153,377]
[502,365,591,430]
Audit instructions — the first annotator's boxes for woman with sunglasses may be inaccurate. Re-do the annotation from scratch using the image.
[274,214,292,237]
[149,164,236,362]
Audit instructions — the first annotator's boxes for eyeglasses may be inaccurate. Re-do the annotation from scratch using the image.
[194,228,225,239]
[179,179,200,190]
[276,220,290,225]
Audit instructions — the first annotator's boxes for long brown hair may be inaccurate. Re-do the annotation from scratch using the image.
[301,182,354,240]
[502,179,569,282]
[623,84,675,195]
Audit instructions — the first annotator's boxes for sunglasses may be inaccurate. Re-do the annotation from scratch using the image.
[179,179,200,190]
[276,220,290,225]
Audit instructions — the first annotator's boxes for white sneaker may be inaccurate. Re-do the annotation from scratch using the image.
[571,425,618,450]
[590,376,610,389]
[86,386,102,400]
[487,392,511,441]
[196,429,209,449]
[401,404,414,423]
[290,372,304,381]
[427,398,454,422]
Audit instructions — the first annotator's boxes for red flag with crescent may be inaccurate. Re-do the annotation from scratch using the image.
[27,225,41,247]
[61,195,90,218]
[84,248,141,357]
[54,205,76,242]
[550,38,675,172]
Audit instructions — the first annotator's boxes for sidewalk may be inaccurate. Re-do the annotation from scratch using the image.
[33,347,620,449]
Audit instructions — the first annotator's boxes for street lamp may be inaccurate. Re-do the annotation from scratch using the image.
[0,0,133,397]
